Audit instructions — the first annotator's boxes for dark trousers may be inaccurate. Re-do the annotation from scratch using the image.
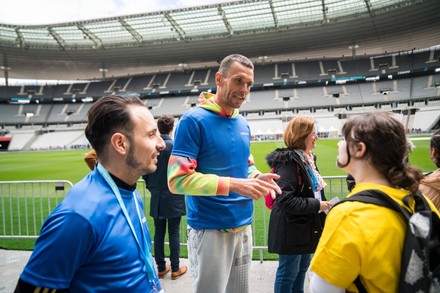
[153,216,182,272]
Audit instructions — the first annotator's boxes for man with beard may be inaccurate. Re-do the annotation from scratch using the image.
[168,54,281,293]
[15,95,166,293]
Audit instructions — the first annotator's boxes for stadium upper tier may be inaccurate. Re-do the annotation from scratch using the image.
[1,0,439,80]
[0,49,439,131]
[1,49,439,106]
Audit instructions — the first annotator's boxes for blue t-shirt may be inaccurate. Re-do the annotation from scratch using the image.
[20,168,161,292]
[172,107,254,229]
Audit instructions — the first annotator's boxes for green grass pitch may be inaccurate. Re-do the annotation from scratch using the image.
[0,136,434,182]
[0,136,436,259]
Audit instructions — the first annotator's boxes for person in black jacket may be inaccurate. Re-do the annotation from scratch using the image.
[142,115,187,280]
[266,115,332,293]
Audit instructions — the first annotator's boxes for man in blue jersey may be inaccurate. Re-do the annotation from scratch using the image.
[15,95,166,293]
[168,54,282,293]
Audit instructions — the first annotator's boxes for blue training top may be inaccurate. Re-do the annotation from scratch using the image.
[20,168,161,292]
[172,107,254,229]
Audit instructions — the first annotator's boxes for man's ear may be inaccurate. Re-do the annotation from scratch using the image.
[215,72,222,86]
[110,133,127,155]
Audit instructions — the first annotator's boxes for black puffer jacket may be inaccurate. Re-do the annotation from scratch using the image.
[266,148,326,255]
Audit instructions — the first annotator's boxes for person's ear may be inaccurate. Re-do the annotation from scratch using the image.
[431,147,437,162]
[353,142,366,159]
[215,72,222,86]
[111,133,127,155]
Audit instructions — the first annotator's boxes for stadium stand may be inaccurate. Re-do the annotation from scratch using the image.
[0,1,439,151]
[1,60,439,152]
[30,130,85,150]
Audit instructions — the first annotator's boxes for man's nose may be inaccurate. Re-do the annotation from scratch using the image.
[157,136,165,150]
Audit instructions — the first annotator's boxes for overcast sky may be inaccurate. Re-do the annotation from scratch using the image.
[1,0,232,25]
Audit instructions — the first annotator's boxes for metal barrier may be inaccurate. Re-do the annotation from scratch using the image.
[0,176,347,261]
[0,180,73,238]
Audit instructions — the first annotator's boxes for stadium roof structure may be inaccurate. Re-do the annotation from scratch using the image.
[0,0,439,81]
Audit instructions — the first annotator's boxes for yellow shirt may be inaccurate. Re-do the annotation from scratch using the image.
[310,182,440,293]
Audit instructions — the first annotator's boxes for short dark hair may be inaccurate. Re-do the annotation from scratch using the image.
[85,95,144,156]
[218,54,254,76]
[157,115,175,135]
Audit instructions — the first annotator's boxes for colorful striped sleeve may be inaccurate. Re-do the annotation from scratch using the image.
[248,154,262,178]
[167,155,229,196]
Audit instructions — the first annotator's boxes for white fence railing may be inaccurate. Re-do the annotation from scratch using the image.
[0,176,348,261]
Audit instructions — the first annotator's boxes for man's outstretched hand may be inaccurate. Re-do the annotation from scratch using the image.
[229,173,281,200]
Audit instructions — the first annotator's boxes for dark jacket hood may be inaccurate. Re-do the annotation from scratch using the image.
[265,148,297,168]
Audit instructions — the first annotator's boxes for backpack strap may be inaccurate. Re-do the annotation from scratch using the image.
[404,190,431,214]
[354,276,368,293]
[336,189,412,220]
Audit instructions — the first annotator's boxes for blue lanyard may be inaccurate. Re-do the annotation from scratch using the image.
[97,164,157,287]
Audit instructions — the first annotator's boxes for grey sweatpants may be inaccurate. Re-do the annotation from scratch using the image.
[187,225,252,293]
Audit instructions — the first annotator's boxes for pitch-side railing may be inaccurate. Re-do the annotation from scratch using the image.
[0,176,348,262]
